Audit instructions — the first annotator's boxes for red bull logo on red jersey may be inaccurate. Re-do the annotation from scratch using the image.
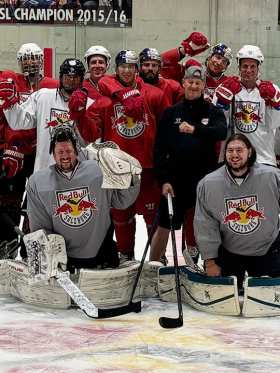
[54,187,97,227]
[235,101,262,133]
[113,103,145,139]
[222,195,265,234]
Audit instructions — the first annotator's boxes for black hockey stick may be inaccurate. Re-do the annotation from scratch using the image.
[0,212,141,319]
[159,193,183,328]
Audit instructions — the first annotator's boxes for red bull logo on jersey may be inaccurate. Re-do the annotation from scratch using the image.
[235,101,262,133]
[46,108,71,128]
[222,195,265,234]
[113,103,145,139]
[54,187,97,227]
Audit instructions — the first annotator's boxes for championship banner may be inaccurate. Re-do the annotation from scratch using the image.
[0,0,132,26]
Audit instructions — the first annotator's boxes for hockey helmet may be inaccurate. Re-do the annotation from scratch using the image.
[84,45,111,68]
[208,43,233,65]
[49,125,78,154]
[236,45,264,65]
[139,48,162,65]
[17,43,43,76]
[115,50,139,67]
[59,58,85,79]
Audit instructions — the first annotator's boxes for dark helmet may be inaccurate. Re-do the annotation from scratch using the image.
[115,50,138,67]
[207,43,233,66]
[139,48,162,65]
[49,125,78,154]
[59,58,85,79]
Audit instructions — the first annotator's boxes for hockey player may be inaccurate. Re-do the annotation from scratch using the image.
[0,43,58,260]
[83,45,111,100]
[214,45,280,166]
[69,50,169,260]
[1,58,86,173]
[26,126,140,270]
[149,66,226,263]
[138,48,184,106]
[161,39,232,102]
[195,134,280,289]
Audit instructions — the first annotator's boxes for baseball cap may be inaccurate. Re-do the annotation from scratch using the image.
[184,66,206,80]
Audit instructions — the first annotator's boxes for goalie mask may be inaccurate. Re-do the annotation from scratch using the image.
[17,43,43,77]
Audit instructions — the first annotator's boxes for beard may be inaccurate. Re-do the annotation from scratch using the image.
[139,71,159,84]
[225,159,249,176]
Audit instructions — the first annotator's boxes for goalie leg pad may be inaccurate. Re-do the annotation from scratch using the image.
[0,260,11,294]
[139,261,163,298]
[78,261,141,308]
[158,266,240,316]
[243,276,280,317]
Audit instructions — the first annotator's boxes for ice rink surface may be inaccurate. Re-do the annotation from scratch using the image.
[1,217,280,373]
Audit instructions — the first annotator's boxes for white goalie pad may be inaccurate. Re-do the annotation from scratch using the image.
[139,261,163,298]
[77,261,141,308]
[243,276,280,317]
[23,230,67,283]
[0,260,10,294]
[0,259,70,308]
[86,142,142,189]
[158,266,240,316]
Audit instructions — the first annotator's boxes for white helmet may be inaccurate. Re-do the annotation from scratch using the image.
[236,45,264,65]
[84,45,111,68]
[17,43,44,76]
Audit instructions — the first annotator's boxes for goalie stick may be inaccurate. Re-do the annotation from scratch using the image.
[1,213,141,319]
[159,194,183,329]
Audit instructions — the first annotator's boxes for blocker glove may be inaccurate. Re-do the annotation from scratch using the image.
[0,78,19,110]
[215,76,242,110]
[257,80,280,109]
[68,88,88,120]
[2,146,24,178]
[181,32,210,56]
[114,88,144,122]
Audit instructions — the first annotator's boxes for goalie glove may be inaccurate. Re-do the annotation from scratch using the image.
[86,143,142,189]
[2,146,24,178]
[68,88,88,120]
[257,81,280,110]
[215,76,242,110]
[23,229,68,283]
[86,140,120,161]
[181,32,210,56]
[114,88,144,122]
[0,78,19,110]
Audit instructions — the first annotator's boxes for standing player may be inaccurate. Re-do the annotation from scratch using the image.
[1,58,86,173]
[214,45,280,166]
[0,43,58,259]
[83,45,111,100]
[138,47,184,106]
[70,50,169,261]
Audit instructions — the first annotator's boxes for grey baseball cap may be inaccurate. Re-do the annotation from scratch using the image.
[184,66,206,81]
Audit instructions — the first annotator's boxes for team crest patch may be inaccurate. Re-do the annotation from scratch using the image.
[54,187,97,227]
[222,195,265,234]
[46,108,71,129]
[234,101,261,133]
[113,103,145,139]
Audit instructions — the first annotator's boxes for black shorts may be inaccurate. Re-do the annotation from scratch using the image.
[215,232,280,288]
[158,185,196,230]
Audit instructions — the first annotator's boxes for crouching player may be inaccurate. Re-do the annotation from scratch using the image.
[25,126,141,271]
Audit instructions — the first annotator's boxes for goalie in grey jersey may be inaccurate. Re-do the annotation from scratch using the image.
[26,126,141,271]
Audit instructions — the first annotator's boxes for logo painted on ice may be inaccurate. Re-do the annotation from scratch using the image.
[54,187,97,227]
[113,103,145,139]
[222,195,265,234]
[234,101,261,133]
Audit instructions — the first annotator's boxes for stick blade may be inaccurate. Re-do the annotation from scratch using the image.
[85,301,142,319]
[159,316,183,329]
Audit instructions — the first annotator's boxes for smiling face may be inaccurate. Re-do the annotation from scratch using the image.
[116,63,137,86]
[183,77,205,100]
[239,58,259,88]
[88,55,107,82]
[207,53,228,76]
[225,139,252,175]
[53,141,78,172]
